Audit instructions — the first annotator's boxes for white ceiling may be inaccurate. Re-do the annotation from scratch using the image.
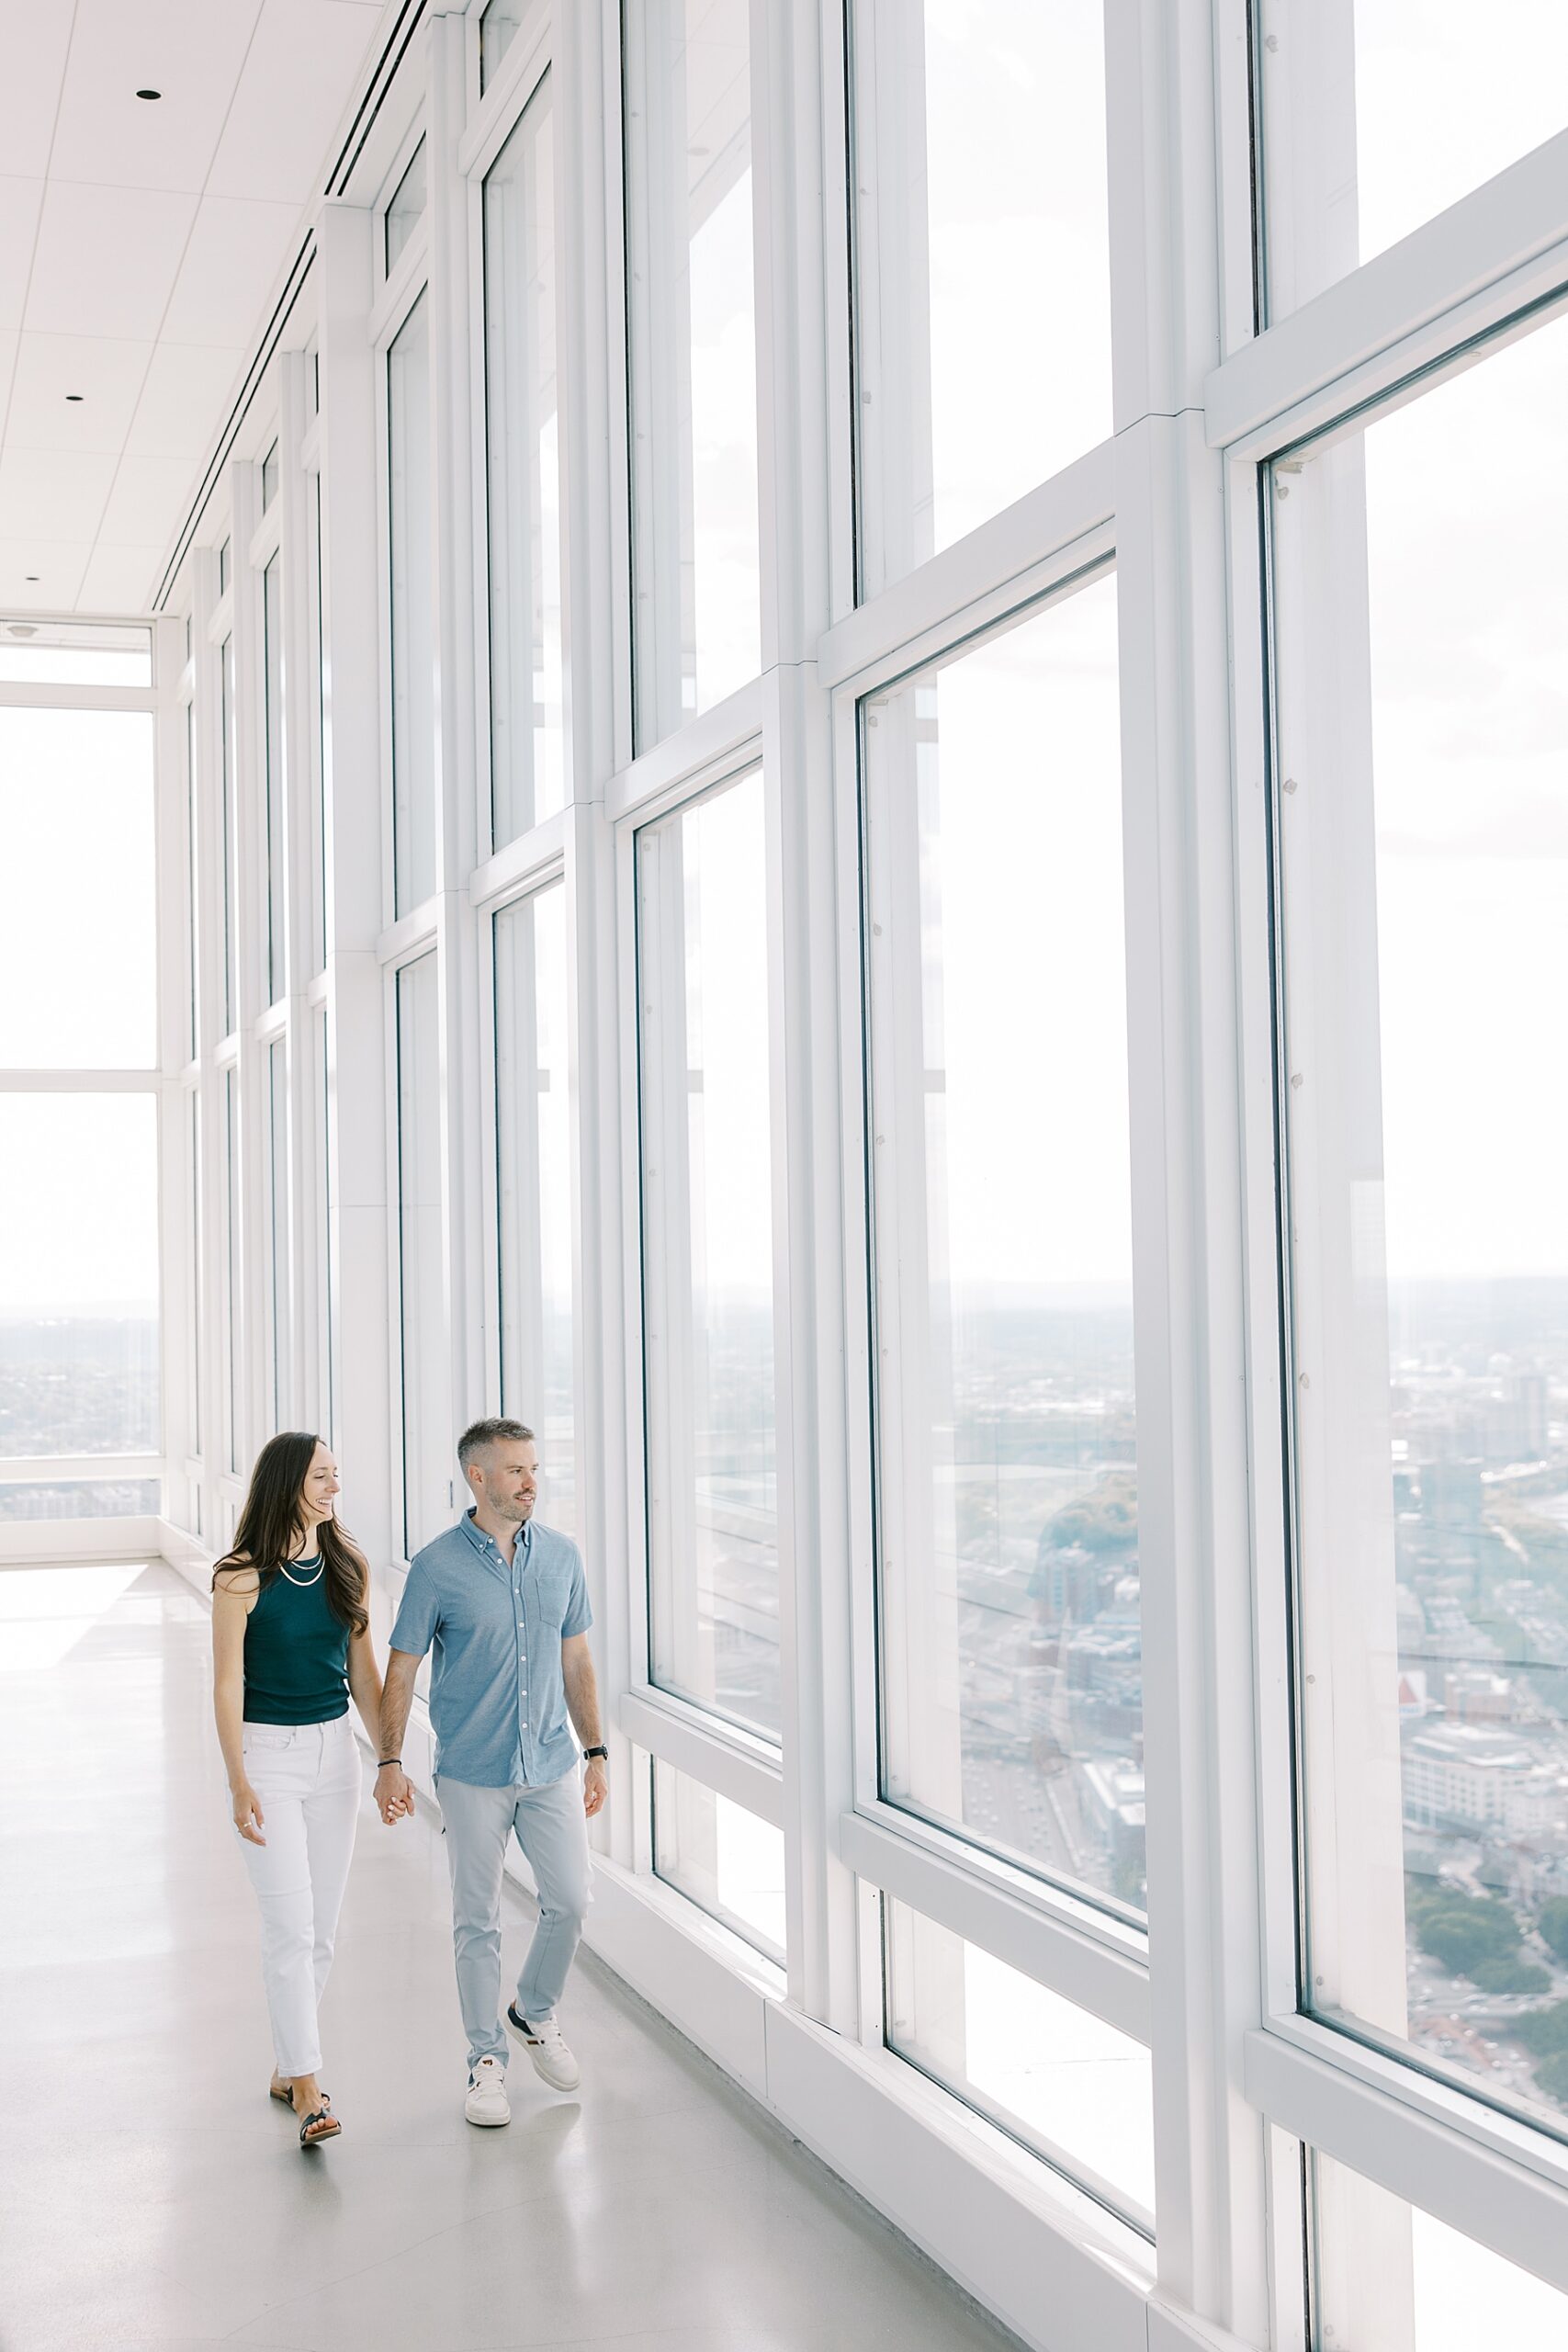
[0,0,387,617]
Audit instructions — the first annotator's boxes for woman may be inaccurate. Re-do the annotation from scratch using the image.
[211,1432,395,2147]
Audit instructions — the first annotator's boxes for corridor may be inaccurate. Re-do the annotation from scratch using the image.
[0,1563,1020,2352]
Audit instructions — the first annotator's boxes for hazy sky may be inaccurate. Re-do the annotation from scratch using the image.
[0,708,155,1070]
[0,1093,160,1317]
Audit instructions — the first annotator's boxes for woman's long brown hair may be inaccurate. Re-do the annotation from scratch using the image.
[212,1431,369,1636]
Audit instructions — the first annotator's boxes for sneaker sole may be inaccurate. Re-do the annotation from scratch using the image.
[465,2105,511,2127]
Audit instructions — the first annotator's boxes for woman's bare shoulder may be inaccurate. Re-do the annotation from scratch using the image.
[212,1555,262,1599]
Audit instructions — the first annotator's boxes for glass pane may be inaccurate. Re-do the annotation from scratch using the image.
[1314,2151,1568,2349]
[220,636,238,1034]
[385,135,428,274]
[389,291,436,913]
[884,1897,1154,2229]
[187,1092,202,1461]
[397,954,449,1557]
[653,1759,784,1962]
[221,1068,240,1475]
[0,708,155,1068]
[263,554,285,1004]
[494,886,574,1535]
[219,538,231,594]
[316,1008,334,1445]
[637,771,779,1738]
[484,71,564,846]
[0,620,151,686]
[261,440,279,509]
[863,576,1141,1913]
[1275,314,1568,2133]
[308,471,327,974]
[479,0,525,91]
[0,1094,160,1458]
[0,1478,161,1521]
[185,700,198,1059]
[1260,2,1568,320]
[851,0,1112,597]
[265,1037,289,1430]
[624,0,761,745]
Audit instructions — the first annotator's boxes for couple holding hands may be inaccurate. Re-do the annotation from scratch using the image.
[210,1417,606,2146]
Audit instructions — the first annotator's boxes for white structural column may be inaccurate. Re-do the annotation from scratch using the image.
[555,0,635,1866]
[155,613,197,1536]
[278,351,321,1429]
[428,8,486,1457]
[317,198,397,1630]
[748,0,857,2027]
[1107,0,1269,2338]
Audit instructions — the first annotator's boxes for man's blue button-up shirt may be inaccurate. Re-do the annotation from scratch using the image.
[390,1510,593,1789]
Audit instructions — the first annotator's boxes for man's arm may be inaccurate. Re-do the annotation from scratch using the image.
[562,1633,607,1820]
[376,1650,421,1824]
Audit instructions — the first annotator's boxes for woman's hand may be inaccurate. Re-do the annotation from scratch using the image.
[231,1781,266,1845]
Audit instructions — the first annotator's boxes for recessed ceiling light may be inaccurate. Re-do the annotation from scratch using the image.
[7,624,39,638]
[136,88,161,100]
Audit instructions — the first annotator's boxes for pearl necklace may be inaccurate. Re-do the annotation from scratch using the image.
[278,1552,324,1589]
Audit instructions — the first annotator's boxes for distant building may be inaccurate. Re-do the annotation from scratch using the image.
[1443,1668,1513,1724]
[1403,1723,1562,1838]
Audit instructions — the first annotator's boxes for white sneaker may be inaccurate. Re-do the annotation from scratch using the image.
[464,2054,511,2127]
[506,2003,581,2091]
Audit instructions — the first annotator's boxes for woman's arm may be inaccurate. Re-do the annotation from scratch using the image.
[345,1619,386,1748]
[211,1565,265,1844]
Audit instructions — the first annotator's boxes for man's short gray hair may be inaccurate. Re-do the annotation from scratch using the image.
[457,1416,535,1471]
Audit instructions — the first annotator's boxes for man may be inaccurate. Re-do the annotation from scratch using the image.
[376,1418,608,2127]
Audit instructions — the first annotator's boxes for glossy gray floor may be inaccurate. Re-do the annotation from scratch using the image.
[0,1562,1023,2352]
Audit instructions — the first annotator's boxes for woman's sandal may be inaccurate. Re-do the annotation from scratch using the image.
[297,2095,341,2148]
[270,2080,341,2144]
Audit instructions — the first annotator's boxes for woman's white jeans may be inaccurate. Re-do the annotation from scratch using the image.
[237,1715,362,2078]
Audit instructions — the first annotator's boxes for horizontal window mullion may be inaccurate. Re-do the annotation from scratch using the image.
[1206,131,1568,457]
[0,1455,165,1484]
[1246,2025,1568,2296]
[620,1687,783,1830]
[818,444,1116,695]
[844,1808,1149,2048]
[604,679,764,831]
[470,808,568,911]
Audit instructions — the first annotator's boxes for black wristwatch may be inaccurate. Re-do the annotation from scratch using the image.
[583,1744,609,1762]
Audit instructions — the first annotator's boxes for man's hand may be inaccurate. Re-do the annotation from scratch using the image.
[583,1758,607,1819]
[376,1762,415,1825]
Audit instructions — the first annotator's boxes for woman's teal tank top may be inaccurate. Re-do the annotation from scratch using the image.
[243,1559,351,1725]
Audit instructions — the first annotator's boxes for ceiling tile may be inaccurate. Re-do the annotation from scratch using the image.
[161,196,302,349]
[96,452,197,548]
[25,180,197,342]
[0,538,92,610]
[0,331,17,424]
[6,333,153,455]
[123,342,244,460]
[0,3,74,181]
[76,540,163,614]
[208,0,383,204]
[49,0,264,195]
[0,178,45,333]
[0,447,117,542]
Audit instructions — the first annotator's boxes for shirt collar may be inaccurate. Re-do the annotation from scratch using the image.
[459,1508,532,1572]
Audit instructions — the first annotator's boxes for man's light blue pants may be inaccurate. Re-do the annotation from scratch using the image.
[435,1770,592,2072]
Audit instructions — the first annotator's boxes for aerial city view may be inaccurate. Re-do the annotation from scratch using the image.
[694,1276,1568,2140]
[0,1316,159,1521]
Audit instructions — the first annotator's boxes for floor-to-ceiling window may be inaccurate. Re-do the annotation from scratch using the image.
[147,6,1568,2345]
[0,653,162,1525]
